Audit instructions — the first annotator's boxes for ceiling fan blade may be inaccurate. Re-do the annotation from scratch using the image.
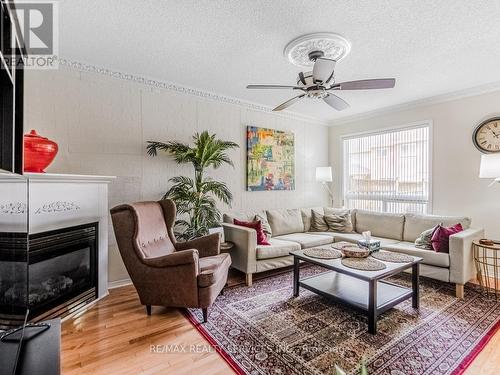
[247,84,301,90]
[272,94,305,111]
[334,78,396,90]
[312,58,336,84]
[323,94,350,111]
[298,72,307,85]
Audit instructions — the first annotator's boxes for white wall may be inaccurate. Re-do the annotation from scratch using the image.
[329,90,500,241]
[24,66,330,283]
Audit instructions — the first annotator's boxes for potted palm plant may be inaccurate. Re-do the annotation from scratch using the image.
[146,131,239,240]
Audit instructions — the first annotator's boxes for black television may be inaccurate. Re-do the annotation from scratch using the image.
[0,1,24,175]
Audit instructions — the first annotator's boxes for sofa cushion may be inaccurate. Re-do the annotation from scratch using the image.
[256,238,301,260]
[403,213,471,242]
[415,225,439,250]
[431,223,464,253]
[266,209,304,236]
[233,218,270,245]
[198,253,231,287]
[310,210,329,232]
[383,242,450,267]
[329,232,362,243]
[223,210,267,224]
[301,207,324,232]
[255,213,272,238]
[274,233,333,249]
[326,232,400,247]
[324,212,353,233]
[325,208,356,230]
[306,231,336,238]
[355,210,405,240]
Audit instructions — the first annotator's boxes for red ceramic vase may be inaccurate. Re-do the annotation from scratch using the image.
[23,130,58,173]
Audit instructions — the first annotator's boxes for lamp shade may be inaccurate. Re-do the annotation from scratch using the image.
[479,154,500,178]
[316,166,333,182]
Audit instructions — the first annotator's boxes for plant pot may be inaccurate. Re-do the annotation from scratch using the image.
[24,130,58,173]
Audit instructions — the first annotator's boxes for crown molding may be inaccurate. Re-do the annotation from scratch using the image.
[57,58,500,128]
[329,80,500,126]
[58,58,328,126]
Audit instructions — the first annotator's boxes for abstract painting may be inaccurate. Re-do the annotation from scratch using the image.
[246,126,295,191]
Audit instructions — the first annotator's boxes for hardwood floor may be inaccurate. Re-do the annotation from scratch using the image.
[61,272,500,375]
[462,277,500,375]
[464,328,500,375]
[61,285,234,375]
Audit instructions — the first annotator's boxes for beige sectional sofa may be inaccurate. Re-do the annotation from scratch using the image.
[222,207,484,298]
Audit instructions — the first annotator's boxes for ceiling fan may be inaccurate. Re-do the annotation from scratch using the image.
[247,50,396,112]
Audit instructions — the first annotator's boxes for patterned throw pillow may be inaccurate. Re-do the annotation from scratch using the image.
[414,225,440,250]
[254,214,272,239]
[431,223,463,253]
[324,212,353,233]
[233,219,270,245]
[309,210,329,232]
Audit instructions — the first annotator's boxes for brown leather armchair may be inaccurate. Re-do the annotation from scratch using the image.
[110,199,231,322]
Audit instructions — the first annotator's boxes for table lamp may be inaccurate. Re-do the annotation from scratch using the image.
[479,154,500,186]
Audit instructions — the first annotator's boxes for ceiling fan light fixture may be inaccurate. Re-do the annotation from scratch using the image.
[283,32,351,68]
[306,88,328,99]
[247,36,395,112]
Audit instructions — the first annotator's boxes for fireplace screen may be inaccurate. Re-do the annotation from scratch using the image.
[29,246,91,307]
[0,260,27,307]
[0,223,97,326]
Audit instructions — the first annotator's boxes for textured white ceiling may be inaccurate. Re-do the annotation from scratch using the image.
[59,0,500,123]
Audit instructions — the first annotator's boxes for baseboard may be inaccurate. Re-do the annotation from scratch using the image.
[108,278,132,289]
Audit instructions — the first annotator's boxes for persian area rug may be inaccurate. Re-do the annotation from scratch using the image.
[185,266,500,375]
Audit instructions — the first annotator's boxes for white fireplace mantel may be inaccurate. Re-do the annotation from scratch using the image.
[28,173,115,300]
[0,172,115,300]
[24,172,116,183]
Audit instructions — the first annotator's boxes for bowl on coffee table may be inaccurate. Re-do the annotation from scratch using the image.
[331,241,354,250]
[341,246,370,258]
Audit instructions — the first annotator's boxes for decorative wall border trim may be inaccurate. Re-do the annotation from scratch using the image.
[58,58,328,126]
[57,58,500,128]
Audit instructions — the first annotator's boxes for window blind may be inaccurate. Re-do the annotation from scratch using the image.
[342,124,430,214]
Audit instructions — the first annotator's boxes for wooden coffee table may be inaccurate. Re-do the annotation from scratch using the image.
[290,249,422,334]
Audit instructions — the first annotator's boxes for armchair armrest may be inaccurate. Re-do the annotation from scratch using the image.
[176,233,221,257]
[142,249,199,270]
[140,249,200,306]
[222,223,257,274]
[449,227,484,284]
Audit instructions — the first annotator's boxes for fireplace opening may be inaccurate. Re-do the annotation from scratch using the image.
[0,223,98,327]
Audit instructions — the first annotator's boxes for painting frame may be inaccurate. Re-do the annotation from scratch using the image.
[246,126,295,191]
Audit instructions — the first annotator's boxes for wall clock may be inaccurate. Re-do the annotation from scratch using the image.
[473,117,500,153]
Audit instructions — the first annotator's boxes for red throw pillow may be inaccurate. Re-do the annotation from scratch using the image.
[233,219,270,245]
[431,223,463,253]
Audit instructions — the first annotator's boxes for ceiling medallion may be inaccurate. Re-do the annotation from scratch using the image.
[283,32,351,68]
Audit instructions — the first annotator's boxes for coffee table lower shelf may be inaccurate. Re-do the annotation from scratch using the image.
[296,271,417,334]
[291,249,421,334]
[300,271,412,311]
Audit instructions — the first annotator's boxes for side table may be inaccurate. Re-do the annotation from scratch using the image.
[220,242,235,287]
[472,240,500,299]
[220,241,234,253]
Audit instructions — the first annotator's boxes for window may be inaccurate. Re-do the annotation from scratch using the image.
[342,124,431,214]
